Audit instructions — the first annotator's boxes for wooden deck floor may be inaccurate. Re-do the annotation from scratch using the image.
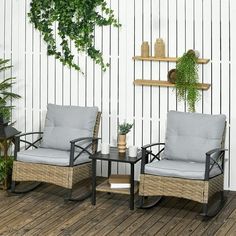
[0,181,236,236]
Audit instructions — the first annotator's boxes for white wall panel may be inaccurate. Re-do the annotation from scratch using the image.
[229,0,236,190]
[1,0,235,189]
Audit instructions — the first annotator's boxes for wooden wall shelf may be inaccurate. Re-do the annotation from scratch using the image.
[134,79,211,90]
[132,56,210,64]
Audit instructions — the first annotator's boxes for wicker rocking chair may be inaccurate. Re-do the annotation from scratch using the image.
[11,104,101,201]
[139,111,226,217]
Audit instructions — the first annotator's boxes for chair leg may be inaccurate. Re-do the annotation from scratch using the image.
[137,196,162,209]
[10,181,42,194]
[11,181,16,193]
[202,203,208,217]
[201,191,226,218]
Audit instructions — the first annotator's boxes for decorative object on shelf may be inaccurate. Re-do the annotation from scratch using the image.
[154,38,165,58]
[128,146,138,157]
[118,122,133,153]
[0,59,21,190]
[101,143,110,155]
[141,42,150,57]
[28,0,120,73]
[167,69,177,84]
[109,175,131,189]
[176,50,200,112]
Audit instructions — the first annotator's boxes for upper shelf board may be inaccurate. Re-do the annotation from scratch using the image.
[132,56,210,64]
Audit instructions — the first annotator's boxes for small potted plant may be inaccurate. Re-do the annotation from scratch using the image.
[118,122,133,153]
[175,50,200,112]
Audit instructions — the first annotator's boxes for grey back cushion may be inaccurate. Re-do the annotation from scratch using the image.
[164,111,226,163]
[41,104,98,151]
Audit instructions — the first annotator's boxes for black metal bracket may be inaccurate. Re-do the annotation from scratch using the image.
[13,131,43,160]
[204,148,227,180]
[140,143,165,174]
[69,137,100,167]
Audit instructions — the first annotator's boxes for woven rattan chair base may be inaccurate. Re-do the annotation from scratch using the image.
[12,161,91,189]
[139,174,223,204]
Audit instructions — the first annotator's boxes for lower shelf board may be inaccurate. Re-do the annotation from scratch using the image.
[96,179,139,195]
[134,79,211,90]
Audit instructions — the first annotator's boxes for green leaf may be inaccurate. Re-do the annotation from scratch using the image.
[175,50,200,112]
[28,0,121,73]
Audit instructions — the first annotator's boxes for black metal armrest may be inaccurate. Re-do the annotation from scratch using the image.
[142,142,165,149]
[206,148,227,156]
[204,148,227,180]
[15,131,44,138]
[70,137,100,144]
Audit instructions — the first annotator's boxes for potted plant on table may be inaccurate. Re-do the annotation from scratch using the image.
[118,122,133,154]
[175,50,200,112]
[0,58,21,190]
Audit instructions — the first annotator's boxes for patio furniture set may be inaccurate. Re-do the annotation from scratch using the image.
[10,104,226,218]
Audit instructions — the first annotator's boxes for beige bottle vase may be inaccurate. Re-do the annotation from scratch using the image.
[118,134,126,153]
[154,38,165,58]
[141,41,150,57]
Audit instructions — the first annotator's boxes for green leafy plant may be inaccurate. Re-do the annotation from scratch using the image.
[28,0,120,73]
[0,59,21,121]
[175,50,200,112]
[118,122,133,135]
[0,157,13,185]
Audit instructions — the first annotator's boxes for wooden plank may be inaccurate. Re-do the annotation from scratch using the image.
[68,196,126,235]
[0,181,236,235]
[0,185,65,235]
[181,191,235,236]
[132,56,210,64]
[197,192,236,236]
[143,199,189,235]
[97,197,172,236]
[167,203,201,235]
[154,201,197,236]
[53,195,124,236]
[83,198,130,236]
[134,79,211,90]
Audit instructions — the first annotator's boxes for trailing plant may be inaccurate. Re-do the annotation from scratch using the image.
[0,59,21,121]
[28,0,120,73]
[176,50,200,112]
[118,122,133,135]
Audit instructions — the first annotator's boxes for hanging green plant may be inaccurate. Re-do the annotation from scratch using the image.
[28,0,120,72]
[175,50,200,112]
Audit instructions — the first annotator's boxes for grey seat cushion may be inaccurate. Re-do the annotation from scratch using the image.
[144,159,221,180]
[17,148,90,166]
[41,104,98,151]
[164,111,226,162]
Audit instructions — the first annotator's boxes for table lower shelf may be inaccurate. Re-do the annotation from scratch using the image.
[96,179,139,195]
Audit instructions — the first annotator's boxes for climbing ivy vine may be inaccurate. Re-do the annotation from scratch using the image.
[28,0,120,72]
